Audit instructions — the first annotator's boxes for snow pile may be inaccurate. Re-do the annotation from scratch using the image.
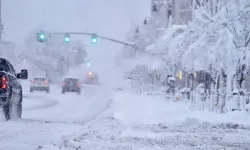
[41,117,250,150]
[113,91,250,126]
[113,92,187,125]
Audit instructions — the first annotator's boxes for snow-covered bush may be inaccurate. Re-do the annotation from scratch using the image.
[21,29,87,82]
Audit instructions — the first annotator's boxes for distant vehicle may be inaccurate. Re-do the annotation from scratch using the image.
[30,76,50,93]
[62,78,81,94]
[84,72,98,84]
[0,57,28,120]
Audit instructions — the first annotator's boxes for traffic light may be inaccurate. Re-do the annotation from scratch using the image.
[87,62,91,67]
[91,34,97,44]
[37,31,46,42]
[64,33,70,43]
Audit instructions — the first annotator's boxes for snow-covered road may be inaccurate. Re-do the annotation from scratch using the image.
[0,83,112,150]
[1,84,250,150]
[42,114,250,150]
[42,91,250,150]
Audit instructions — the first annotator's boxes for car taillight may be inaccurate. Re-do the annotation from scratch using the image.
[44,80,48,84]
[31,80,35,83]
[1,76,7,89]
[62,82,66,86]
[77,83,80,87]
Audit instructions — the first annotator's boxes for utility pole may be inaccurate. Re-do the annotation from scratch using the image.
[0,0,2,41]
[172,0,180,24]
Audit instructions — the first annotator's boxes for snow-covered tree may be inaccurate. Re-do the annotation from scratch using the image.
[0,41,19,64]
[163,0,250,111]
[123,0,250,106]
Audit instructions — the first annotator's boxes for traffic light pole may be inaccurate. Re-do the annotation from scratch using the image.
[0,0,2,41]
[52,32,136,48]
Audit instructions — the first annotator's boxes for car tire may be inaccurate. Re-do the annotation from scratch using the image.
[3,101,10,121]
[30,88,33,92]
[3,90,23,121]
[17,103,22,119]
[2,90,13,120]
[62,90,65,94]
[17,91,22,119]
[46,88,50,93]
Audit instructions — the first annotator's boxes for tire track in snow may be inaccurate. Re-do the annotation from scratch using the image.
[21,98,113,125]
[23,94,59,111]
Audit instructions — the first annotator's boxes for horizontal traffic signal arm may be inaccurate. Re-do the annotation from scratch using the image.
[52,32,136,48]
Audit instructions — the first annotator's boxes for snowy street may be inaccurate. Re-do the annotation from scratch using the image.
[0,82,113,150]
[42,92,250,150]
[42,116,250,150]
[1,83,250,150]
[1,0,250,149]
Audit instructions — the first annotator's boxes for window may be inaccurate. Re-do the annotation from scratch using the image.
[0,59,10,73]
[8,63,16,76]
[0,64,8,72]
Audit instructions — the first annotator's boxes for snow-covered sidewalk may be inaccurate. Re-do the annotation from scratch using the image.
[41,91,250,150]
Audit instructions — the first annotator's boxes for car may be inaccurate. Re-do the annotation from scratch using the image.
[84,71,99,84]
[30,76,50,93]
[62,78,81,94]
[0,57,28,120]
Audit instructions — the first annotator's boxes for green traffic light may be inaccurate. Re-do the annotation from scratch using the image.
[37,31,46,42]
[91,34,97,44]
[64,37,70,42]
[39,34,45,39]
[64,34,70,43]
[91,38,97,43]
[87,62,91,67]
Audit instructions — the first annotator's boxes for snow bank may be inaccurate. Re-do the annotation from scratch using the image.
[113,92,190,125]
[113,92,250,126]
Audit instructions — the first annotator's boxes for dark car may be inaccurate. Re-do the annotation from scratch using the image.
[62,78,81,94]
[0,57,28,120]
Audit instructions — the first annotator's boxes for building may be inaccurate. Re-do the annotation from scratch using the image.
[151,0,219,25]
[151,0,192,25]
